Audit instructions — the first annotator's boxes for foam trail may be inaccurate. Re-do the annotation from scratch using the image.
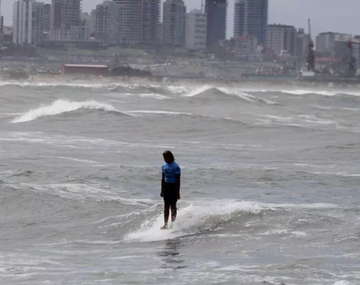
[124,200,263,242]
[12,99,118,123]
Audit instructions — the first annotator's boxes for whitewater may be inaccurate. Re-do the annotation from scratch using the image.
[0,79,360,285]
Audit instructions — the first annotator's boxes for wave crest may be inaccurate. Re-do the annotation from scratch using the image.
[12,99,120,123]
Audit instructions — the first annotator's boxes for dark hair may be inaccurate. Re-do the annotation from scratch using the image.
[163,150,175,163]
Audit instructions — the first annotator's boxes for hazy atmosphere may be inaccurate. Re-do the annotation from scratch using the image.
[3,0,360,37]
[2,0,360,284]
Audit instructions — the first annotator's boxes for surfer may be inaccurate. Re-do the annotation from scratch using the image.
[160,150,181,230]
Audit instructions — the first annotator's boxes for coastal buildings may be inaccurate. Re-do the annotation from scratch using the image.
[296,28,310,63]
[0,0,2,45]
[185,9,207,51]
[234,0,268,45]
[95,1,120,44]
[13,0,44,45]
[43,4,51,33]
[267,24,297,56]
[315,32,351,56]
[163,0,186,46]
[140,0,161,44]
[235,36,259,60]
[114,0,141,43]
[50,0,82,41]
[205,0,227,47]
[113,0,160,44]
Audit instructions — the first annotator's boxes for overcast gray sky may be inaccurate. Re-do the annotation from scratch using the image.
[3,0,359,38]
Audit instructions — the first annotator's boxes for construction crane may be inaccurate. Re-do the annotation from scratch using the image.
[330,40,357,77]
[306,19,316,72]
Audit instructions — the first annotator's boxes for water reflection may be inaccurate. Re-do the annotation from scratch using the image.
[157,238,188,270]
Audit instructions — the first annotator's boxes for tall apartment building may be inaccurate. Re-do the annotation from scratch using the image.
[50,0,82,41]
[163,0,186,46]
[89,10,97,38]
[13,0,44,45]
[296,28,309,62]
[80,12,92,40]
[43,4,51,32]
[114,0,141,43]
[104,0,160,44]
[140,0,160,44]
[0,0,3,45]
[234,0,268,45]
[185,9,206,51]
[0,0,2,45]
[205,0,227,48]
[267,24,297,56]
[0,16,3,45]
[95,1,120,44]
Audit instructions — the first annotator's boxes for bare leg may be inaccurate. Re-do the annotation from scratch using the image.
[161,204,170,229]
[171,205,177,222]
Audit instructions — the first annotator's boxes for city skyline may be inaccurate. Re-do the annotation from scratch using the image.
[3,0,360,38]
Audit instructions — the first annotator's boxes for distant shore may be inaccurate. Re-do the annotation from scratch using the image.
[1,73,359,92]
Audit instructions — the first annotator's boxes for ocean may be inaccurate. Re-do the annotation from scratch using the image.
[0,79,359,285]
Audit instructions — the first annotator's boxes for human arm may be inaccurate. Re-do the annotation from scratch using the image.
[176,174,181,200]
[161,173,165,197]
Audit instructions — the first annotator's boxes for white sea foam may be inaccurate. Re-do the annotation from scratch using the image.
[12,99,119,123]
[0,81,116,88]
[279,89,360,96]
[257,202,339,209]
[126,110,192,116]
[218,88,257,102]
[138,93,170,100]
[182,85,213,97]
[333,281,352,285]
[124,200,263,242]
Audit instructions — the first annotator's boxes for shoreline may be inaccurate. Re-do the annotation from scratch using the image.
[1,73,360,92]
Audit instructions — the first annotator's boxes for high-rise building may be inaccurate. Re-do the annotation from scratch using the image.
[95,1,120,44]
[140,0,161,44]
[0,16,3,45]
[50,0,82,41]
[205,0,227,48]
[114,0,141,43]
[80,12,92,40]
[0,0,3,45]
[296,28,309,63]
[43,4,51,32]
[185,9,206,51]
[0,0,2,45]
[163,0,186,46]
[234,0,268,45]
[13,0,44,45]
[113,0,160,44]
[267,24,297,56]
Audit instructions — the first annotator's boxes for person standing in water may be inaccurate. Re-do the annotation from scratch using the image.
[160,150,181,230]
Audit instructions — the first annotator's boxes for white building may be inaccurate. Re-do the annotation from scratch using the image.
[316,32,351,55]
[267,24,297,56]
[185,9,206,51]
[13,0,44,45]
[235,36,258,60]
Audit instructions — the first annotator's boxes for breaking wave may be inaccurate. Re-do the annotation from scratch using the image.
[12,99,122,123]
